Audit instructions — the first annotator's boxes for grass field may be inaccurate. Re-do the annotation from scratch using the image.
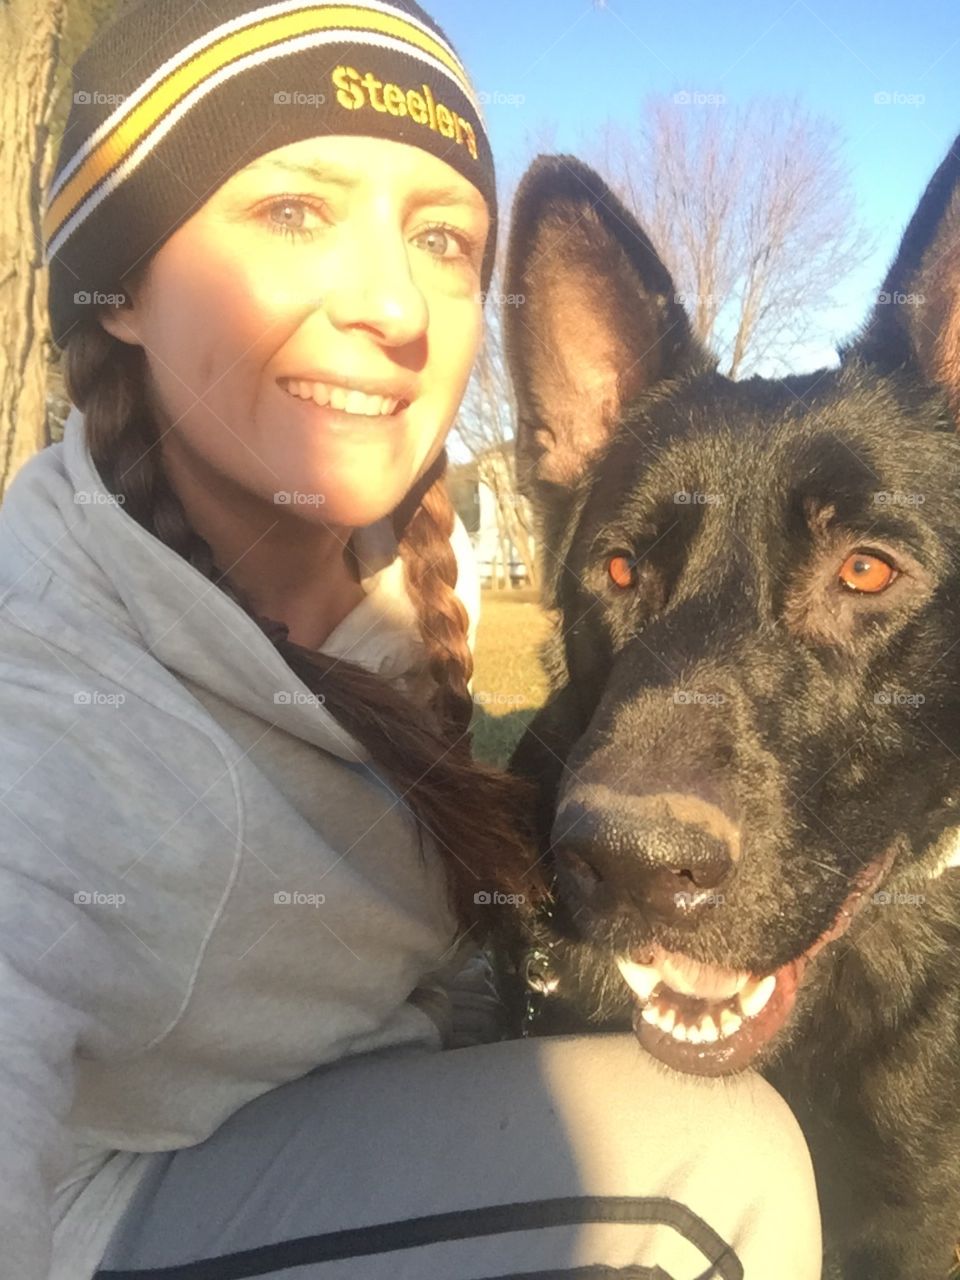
[469,589,552,767]
[469,591,960,1278]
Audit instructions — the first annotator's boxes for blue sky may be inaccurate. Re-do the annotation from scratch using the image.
[429,0,959,372]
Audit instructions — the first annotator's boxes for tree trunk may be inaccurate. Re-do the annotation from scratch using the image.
[0,0,67,503]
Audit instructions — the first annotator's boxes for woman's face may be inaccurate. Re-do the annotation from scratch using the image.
[100,135,489,530]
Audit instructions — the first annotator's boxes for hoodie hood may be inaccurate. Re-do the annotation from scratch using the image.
[0,404,480,764]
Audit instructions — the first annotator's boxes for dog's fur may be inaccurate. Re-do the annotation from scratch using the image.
[500,136,960,1279]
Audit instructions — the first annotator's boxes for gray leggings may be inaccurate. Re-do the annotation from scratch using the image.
[95,1033,822,1280]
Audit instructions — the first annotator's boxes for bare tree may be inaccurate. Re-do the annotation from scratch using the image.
[454,272,539,590]
[0,0,68,500]
[592,96,872,378]
[1,0,124,495]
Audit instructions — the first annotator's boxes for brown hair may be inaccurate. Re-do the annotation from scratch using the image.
[62,319,548,938]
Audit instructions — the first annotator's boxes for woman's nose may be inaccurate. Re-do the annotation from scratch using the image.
[321,232,429,347]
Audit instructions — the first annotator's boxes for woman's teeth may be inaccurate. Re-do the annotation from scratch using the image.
[616,953,776,1046]
[279,377,400,417]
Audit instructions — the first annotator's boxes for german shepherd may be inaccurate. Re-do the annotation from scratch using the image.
[500,135,960,1279]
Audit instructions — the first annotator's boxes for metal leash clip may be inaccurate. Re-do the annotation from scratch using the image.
[521,944,561,1036]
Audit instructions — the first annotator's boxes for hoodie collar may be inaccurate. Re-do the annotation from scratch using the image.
[1,405,466,763]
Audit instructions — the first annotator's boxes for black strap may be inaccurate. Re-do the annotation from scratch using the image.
[95,1194,742,1280]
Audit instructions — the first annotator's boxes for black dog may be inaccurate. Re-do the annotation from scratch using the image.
[500,136,960,1279]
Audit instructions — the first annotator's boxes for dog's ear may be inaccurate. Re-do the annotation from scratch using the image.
[847,132,960,418]
[503,155,704,495]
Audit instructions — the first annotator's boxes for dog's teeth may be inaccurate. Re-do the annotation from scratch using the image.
[659,954,751,1000]
[671,1020,689,1042]
[641,1004,660,1026]
[686,1022,704,1044]
[616,956,661,1002]
[658,1005,676,1033]
[737,974,777,1020]
[699,1014,720,1043]
[719,1007,743,1038]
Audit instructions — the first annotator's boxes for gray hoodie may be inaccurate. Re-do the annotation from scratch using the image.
[0,405,484,1279]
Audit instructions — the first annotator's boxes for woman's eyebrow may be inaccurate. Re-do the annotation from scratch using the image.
[412,183,486,213]
[243,157,355,187]
[244,157,484,212]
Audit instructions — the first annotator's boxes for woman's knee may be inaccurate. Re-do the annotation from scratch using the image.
[451,1032,823,1278]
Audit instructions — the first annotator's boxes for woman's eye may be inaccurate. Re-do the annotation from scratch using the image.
[262,198,327,241]
[837,550,898,593]
[412,225,468,261]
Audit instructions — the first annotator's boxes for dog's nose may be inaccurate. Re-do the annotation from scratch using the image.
[552,788,738,927]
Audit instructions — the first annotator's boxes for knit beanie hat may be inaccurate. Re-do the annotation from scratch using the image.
[43,0,497,350]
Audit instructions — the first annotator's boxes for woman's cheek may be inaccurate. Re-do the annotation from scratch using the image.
[438,298,483,402]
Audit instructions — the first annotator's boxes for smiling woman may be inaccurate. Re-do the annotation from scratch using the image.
[0,1,820,1278]
[94,133,490,642]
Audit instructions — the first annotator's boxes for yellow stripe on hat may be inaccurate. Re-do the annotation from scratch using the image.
[44,3,476,252]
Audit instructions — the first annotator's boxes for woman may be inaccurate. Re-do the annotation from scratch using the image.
[0,1,822,1276]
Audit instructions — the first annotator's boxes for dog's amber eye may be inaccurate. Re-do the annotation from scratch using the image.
[838,551,896,593]
[608,553,637,589]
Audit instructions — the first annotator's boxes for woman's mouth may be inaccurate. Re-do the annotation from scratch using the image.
[278,376,407,418]
[615,845,897,1076]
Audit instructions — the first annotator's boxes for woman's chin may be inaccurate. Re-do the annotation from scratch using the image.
[268,482,403,532]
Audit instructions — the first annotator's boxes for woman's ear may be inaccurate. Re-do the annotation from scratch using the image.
[97,275,146,346]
